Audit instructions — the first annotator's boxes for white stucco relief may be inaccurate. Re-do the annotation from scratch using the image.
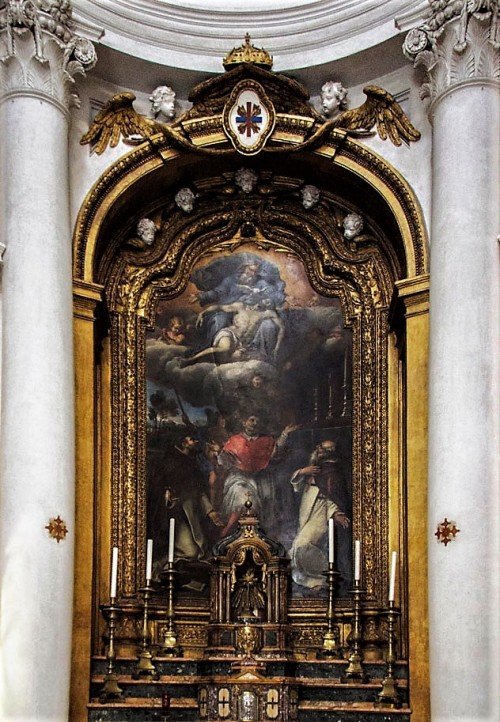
[404,0,500,101]
[0,0,97,107]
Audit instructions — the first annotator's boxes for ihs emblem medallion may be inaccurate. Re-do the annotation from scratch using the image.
[223,79,275,155]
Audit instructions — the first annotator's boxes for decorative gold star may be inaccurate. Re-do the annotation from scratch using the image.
[45,515,68,543]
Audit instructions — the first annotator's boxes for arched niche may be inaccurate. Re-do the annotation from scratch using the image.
[71,136,429,721]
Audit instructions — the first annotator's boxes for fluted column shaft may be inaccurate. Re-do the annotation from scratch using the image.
[429,78,499,722]
[406,8,500,721]
[0,94,75,722]
[0,5,96,719]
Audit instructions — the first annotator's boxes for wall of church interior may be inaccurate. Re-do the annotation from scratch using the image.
[1,3,498,722]
[67,23,434,722]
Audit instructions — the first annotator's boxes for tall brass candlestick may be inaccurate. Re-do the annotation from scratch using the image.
[162,562,180,656]
[133,579,159,680]
[341,579,368,683]
[99,601,123,701]
[375,600,401,708]
[321,563,342,657]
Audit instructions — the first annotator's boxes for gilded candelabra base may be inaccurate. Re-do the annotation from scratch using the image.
[99,600,123,701]
[340,581,369,684]
[375,601,401,708]
[133,582,159,680]
[341,651,368,683]
[133,648,160,680]
[320,563,342,659]
[99,673,124,702]
[375,674,401,708]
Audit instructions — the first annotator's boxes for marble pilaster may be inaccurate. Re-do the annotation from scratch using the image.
[0,3,96,720]
[405,5,500,721]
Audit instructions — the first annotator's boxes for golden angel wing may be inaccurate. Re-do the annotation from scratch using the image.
[333,85,421,146]
[80,92,161,155]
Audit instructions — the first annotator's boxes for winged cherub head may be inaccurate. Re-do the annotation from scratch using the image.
[343,213,364,240]
[136,218,156,245]
[235,167,258,194]
[175,187,196,213]
[321,81,348,119]
[300,184,320,210]
[150,85,176,121]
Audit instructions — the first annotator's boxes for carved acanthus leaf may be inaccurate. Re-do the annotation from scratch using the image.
[0,0,96,107]
[413,14,500,100]
[405,4,500,100]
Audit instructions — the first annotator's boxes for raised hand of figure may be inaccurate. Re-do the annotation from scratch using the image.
[300,465,321,477]
[333,511,350,529]
[208,510,224,527]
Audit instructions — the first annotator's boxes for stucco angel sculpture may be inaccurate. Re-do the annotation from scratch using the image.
[81,88,179,155]
[318,83,420,146]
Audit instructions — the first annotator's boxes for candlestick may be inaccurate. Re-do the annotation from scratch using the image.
[328,518,334,564]
[168,519,175,564]
[389,551,397,602]
[341,578,369,683]
[146,538,153,581]
[321,562,341,658]
[110,546,118,600]
[375,601,401,708]
[161,561,180,656]
[133,579,159,680]
[99,602,123,701]
[354,539,361,581]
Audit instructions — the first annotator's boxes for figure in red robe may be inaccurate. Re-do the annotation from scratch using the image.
[219,414,297,536]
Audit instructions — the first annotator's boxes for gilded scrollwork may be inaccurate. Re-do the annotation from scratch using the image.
[100,171,395,606]
[72,47,428,659]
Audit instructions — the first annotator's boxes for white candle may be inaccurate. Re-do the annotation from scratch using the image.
[168,519,175,563]
[328,517,334,564]
[354,539,361,581]
[110,546,118,599]
[146,538,153,581]
[389,551,397,602]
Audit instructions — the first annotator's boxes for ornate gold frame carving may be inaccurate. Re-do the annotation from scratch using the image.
[100,178,392,604]
[72,135,429,721]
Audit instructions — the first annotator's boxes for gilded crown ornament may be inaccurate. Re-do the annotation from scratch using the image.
[223,33,273,70]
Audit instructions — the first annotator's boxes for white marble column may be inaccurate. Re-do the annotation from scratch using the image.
[0,4,96,720]
[405,8,500,722]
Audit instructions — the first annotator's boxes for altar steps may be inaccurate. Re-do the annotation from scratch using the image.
[88,656,411,722]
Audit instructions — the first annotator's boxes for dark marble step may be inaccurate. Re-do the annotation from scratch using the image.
[298,679,408,705]
[88,698,196,722]
[88,698,411,722]
[91,656,408,681]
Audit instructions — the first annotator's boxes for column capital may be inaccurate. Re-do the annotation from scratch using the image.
[0,1,97,111]
[403,2,500,103]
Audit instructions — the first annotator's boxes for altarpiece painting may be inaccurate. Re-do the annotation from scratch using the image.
[145,247,353,599]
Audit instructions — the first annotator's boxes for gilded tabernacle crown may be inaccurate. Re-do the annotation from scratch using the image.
[223,33,273,70]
